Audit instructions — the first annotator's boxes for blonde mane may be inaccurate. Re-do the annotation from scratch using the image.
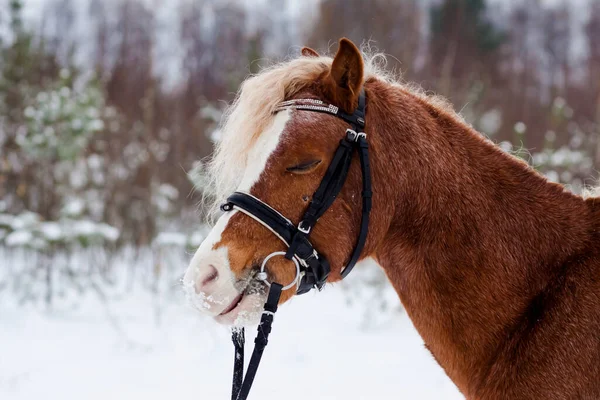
[204,49,455,219]
[583,185,600,199]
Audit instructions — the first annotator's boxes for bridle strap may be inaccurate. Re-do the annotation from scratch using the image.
[231,329,244,400]
[341,134,371,278]
[223,192,295,246]
[231,283,283,400]
[298,138,354,230]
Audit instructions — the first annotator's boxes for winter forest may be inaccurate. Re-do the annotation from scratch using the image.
[1,0,600,399]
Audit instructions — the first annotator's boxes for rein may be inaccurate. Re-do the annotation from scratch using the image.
[220,90,371,400]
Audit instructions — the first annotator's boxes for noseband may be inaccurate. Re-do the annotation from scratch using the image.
[220,90,372,400]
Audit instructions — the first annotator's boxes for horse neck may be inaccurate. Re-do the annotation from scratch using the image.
[365,82,591,394]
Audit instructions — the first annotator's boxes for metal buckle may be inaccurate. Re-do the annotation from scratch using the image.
[297,257,309,268]
[298,221,311,234]
[346,129,358,141]
[295,250,316,270]
[346,129,367,142]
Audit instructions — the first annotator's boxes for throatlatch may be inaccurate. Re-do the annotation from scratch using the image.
[223,90,371,400]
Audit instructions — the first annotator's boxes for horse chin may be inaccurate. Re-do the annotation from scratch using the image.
[214,291,267,327]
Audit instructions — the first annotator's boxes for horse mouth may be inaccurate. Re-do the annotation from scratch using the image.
[219,293,244,316]
[214,290,259,325]
[214,270,268,326]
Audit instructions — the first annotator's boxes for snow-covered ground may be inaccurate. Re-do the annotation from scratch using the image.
[1,253,463,400]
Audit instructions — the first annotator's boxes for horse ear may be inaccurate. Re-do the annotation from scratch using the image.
[323,38,364,113]
[301,47,320,58]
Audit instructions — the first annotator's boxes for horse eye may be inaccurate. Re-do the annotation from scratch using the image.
[286,160,321,173]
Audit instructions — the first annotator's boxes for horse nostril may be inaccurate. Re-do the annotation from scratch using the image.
[199,265,219,289]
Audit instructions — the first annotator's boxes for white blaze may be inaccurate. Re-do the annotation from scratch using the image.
[238,110,291,191]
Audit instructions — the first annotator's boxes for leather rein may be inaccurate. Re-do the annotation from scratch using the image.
[220,90,372,400]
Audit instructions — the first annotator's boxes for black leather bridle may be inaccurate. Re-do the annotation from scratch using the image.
[222,90,372,400]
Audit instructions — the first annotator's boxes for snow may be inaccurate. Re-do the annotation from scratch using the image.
[154,232,188,247]
[71,220,97,236]
[97,223,120,242]
[37,222,63,241]
[1,256,463,400]
[10,212,40,230]
[0,213,15,228]
[499,141,512,153]
[549,147,585,166]
[189,229,208,248]
[545,170,559,182]
[158,184,179,200]
[87,154,103,170]
[479,109,502,136]
[514,122,527,135]
[545,130,556,143]
[0,214,121,248]
[62,198,85,216]
[153,184,180,213]
[4,230,33,246]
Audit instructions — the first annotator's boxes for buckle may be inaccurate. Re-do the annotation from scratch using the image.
[346,129,357,141]
[298,220,311,234]
[346,129,367,142]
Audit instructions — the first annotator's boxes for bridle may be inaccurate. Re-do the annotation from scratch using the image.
[222,90,371,400]
[220,89,372,400]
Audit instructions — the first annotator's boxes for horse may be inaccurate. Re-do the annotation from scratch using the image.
[183,38,600,399]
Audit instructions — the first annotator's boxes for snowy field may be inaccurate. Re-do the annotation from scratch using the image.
[1,249,463,400]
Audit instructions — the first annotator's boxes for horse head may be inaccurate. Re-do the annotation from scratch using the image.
[183,39,382,326]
